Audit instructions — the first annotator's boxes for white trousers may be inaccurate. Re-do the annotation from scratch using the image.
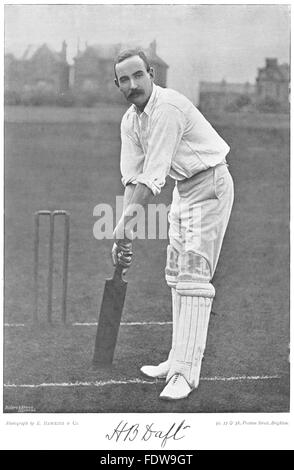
[165,163,234,387]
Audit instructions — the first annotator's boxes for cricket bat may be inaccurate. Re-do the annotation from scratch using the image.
[93,264,128,366]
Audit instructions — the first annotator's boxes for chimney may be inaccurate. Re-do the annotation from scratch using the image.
[61,40,67,61]
[149,40,157,55]
[266,58,278,68]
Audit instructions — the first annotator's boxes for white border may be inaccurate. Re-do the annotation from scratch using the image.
[1,0,293,451]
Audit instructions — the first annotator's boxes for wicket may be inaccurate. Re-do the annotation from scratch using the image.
[34,210,70,324]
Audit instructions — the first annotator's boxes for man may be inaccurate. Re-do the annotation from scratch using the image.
[112,48,234,400]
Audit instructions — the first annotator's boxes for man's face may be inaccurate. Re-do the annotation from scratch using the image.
[115,55,154,110]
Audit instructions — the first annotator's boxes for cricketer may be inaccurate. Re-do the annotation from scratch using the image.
[111,48,234,400]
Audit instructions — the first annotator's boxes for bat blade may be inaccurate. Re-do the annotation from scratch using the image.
[93,266,127,366]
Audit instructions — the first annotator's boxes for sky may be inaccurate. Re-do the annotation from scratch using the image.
[4,3,291,101]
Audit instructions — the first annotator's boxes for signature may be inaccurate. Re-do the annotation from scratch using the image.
[106,420,190,448]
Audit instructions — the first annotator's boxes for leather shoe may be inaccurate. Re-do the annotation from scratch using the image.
[140,360,170,379]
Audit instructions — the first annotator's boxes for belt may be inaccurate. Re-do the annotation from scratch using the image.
[177,162,228,188]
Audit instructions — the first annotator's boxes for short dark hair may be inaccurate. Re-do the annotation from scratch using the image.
[114,48,151,81]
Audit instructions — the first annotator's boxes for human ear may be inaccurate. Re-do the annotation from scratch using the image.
[149,67,155,81]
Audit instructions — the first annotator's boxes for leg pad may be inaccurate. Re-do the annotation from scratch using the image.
[176,251,215,297]
[165,244,179,288]
[176,281,215,298]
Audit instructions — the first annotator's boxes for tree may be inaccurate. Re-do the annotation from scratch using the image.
[225,94,251,112]
[257,96,282,113]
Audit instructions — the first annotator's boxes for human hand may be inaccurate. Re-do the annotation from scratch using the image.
[111,240,133,270]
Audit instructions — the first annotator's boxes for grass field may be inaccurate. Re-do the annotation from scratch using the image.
[4,105,290,413]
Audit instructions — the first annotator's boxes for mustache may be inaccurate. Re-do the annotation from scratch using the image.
[128,90,144,98]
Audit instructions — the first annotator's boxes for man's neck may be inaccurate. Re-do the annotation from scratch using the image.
[136,84,154,113]
[136,102,147,114]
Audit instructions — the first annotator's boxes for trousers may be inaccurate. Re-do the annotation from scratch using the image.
[169,163,234,277]
[164,163,234,387]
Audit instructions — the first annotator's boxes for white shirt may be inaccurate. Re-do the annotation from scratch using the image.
[120,84,230,195]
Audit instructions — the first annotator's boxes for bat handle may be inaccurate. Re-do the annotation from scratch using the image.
[113,264,124,280]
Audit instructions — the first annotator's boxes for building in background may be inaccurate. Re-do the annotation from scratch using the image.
[199,80,255,113]
[5,41,70,97]
[73,39,168,102]
[4,53,23,94]
[146,40,169,88]
[73,43,122,101]
[199,58,290,114]
[5,47,288,112]
[256,58,290,109]
[5,39,168,105]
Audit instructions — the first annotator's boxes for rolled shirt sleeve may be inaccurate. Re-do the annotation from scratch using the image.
[135,104,185,195]
[120,115,145,187]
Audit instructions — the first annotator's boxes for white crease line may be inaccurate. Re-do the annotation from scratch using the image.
[73,321,172,326]
[4,322,172,327]
[201,375,281,381]
[4,375,281,389]
[4,379,157,388]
